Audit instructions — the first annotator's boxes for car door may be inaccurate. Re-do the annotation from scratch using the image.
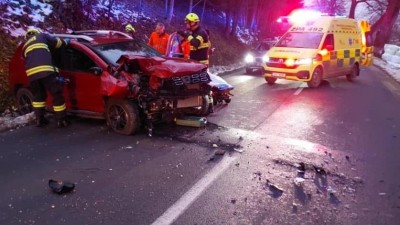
[320,34,338,78]
[58,46,105,114]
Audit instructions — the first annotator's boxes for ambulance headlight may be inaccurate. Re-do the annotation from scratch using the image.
[262,55,270,63]
[244,54,255,63]
[295,58,313,65]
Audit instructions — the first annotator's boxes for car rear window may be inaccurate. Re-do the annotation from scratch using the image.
[93,40,162,64]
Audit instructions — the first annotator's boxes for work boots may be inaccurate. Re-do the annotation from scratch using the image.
[57,119,70,128]
[36,116,49,127]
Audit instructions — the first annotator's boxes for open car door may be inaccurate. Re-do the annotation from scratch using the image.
[359,20,374,66]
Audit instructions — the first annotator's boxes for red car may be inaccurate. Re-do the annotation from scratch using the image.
[9,30,212,135]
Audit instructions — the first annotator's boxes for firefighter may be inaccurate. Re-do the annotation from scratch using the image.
[184,13,210,66]
[125,23,135,37]
[148,22,170,55]
[23,28,70,127]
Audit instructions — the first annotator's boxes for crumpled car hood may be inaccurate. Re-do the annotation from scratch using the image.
[117,55,207,78]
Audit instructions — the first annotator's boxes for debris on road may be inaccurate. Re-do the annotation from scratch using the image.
[215,149,226,155]
[48,179,75,194]
[313,165,327,175]
[175,116,207,128]
[212,144,219,148]
[269,183,284,194]
[295,162,306,174]
[293,177,305,187]
[233,148,243,153]
[378,192,387,196]
[327,186,336,195]
[230,199,237,204]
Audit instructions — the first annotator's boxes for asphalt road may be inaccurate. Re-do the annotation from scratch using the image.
[1,66,400,225]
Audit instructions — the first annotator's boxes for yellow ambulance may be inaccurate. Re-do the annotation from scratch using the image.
[263,14,374,87]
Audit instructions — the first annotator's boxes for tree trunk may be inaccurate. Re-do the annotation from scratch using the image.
[230,7,238,36]
[224,8,232,34]
[166,0,175,25]
[348,0,357,18]
[201,0,206,21]
[164,0,169,20]
[371,0,400,55]
[189,0,193,12]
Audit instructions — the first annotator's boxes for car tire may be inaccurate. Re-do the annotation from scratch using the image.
[346,64,359,82]
[106,99,140,135]
[245,68,252,74]
[307,67,323,88]
[224,98,231,104]
[265,77,277,85]
[189,95,211,116]
[16,88,34,115]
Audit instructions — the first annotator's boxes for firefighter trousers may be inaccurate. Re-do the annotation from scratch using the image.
[30,73,66,120]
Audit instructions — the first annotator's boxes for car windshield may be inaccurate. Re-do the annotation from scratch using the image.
[93,40,162,64]
[275,32,323,49]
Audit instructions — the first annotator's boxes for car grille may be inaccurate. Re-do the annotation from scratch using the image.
[266,57,299,69]
[170,71,211,86]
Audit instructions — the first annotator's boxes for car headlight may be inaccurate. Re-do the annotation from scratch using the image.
[244,54,255,63]
[262,55,270,63]
[295,58,313,65]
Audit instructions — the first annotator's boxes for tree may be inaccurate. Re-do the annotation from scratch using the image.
[371,0,400,54]
[348,0,369,18]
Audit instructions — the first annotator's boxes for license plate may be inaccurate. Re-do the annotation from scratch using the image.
[272,72,286,78]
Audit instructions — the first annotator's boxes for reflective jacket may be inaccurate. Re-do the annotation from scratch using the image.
[188,26,210,65]
[148,32,170,55]
[22,33,67,81]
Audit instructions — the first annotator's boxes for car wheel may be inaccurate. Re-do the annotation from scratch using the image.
[190,95,211,116]
[16,88,34,115]
[245,68,252,74]
[106,99,140,135]
[346,64,359,82]
[224,98,231,104]
[265,77,277,85]
[307,67,323,88]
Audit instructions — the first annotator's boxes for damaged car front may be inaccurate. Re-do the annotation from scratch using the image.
[92,39,213,135]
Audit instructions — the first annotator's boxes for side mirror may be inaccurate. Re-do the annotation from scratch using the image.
[89,67,103,76]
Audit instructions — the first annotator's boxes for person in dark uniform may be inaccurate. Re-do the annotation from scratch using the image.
[23,28,70,127]
[184,13,210,66]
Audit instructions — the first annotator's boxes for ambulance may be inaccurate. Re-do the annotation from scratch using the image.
[263,10,374,87]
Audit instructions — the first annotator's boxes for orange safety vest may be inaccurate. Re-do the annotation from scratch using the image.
[148,32,170,55]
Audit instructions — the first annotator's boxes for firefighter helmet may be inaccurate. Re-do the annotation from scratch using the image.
[185,13,200,23]
[125,24,135,33]
[25,28,41,40]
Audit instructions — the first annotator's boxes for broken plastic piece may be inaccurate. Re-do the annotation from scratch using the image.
[296,162,306,174]
[175,116,207,127]
[294,177,305,186]
[48,179,75,194]
[269,184,284,193]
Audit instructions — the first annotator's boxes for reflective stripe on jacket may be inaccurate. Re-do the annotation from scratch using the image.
[188,26,209,64]
[22,33,66,81]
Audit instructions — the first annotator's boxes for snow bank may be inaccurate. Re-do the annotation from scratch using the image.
[381,44,400,68]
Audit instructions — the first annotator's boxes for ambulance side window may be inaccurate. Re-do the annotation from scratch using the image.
[322,34,334,51]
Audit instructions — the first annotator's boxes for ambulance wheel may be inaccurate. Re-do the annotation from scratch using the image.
[106,99,140,135]
[346,65,359,82]
[265,77,277,85]
[307,67,323,88]
[16,88,34,115]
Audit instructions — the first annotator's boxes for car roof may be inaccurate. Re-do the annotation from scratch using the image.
[54,30,133,45]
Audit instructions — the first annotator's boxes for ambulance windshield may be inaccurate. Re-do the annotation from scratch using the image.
[275,32,323,49]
